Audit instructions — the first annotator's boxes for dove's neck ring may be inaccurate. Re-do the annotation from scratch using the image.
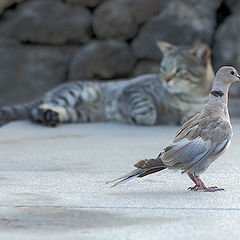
[209,80,230,106]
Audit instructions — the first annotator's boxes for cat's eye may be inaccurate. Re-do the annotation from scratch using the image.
[231,71,234,75]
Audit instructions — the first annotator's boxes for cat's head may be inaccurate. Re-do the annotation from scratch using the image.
[157,41,214,96]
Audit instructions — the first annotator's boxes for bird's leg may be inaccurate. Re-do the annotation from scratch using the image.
[187,173,199,190]
[196,176,224,192]
[188,173,224,192]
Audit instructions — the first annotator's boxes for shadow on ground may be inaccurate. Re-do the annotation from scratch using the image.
[0,207,177,230]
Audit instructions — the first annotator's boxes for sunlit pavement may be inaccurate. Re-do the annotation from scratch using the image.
[0,121,240,240]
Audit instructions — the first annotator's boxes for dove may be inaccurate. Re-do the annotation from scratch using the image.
[107,66,240,192]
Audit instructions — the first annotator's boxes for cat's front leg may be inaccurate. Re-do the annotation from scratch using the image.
[30,82,101,126]
[30,103,92,126]
[131,99,157,125]
[122,92,157,125]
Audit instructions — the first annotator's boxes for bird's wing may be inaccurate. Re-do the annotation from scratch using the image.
[159,115,232,172]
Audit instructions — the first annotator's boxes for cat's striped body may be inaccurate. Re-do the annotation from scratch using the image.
[0,41,214,127]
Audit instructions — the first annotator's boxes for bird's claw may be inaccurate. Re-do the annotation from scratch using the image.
[205,186,224,192]
[188,185,198,191]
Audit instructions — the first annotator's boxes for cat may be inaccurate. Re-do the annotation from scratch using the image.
[0,41,214,127]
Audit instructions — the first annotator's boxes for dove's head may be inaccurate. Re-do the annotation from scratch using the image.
[215,66,240,85]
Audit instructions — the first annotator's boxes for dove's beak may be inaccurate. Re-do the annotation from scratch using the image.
[237,74,240,80]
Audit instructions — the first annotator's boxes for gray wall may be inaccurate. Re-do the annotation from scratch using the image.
[0,0,239,105]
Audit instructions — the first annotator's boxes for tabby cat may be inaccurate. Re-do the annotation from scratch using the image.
[0,41,214,127]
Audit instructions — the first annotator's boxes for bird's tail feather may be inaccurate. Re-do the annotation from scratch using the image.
[106,158,166,187]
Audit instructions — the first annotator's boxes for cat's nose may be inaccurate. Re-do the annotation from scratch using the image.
[165,74,173,82]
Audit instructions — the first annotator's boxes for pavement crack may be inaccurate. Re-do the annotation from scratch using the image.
[2,205,240,212]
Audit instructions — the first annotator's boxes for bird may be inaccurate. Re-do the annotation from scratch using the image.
[107,66,240,192]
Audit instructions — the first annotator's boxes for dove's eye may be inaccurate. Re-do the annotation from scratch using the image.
[231,71,234,75]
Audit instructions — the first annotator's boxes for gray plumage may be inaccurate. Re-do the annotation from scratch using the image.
[107,66,240,192]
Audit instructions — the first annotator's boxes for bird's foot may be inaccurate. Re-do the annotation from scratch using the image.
[204,186,224,192]
[188,185,198,191]
[188,185,224,192]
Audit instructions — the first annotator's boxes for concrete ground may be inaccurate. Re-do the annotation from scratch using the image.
[0,120,240,240]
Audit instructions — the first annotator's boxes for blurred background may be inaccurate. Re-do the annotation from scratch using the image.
[0,0,239,109]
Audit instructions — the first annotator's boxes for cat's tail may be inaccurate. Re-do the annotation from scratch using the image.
[0,98,42,126]
[106,157,167,187]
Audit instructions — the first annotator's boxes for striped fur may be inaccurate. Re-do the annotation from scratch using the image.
[0,41,214,127]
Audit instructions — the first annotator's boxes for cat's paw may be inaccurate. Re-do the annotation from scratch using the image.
[131,107,157,125]
[31,105,61,127]
[131,113,156,125]
[41,109,60,127]
[129,100,157,126]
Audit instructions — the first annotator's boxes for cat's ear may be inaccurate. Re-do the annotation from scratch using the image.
[156,41,175,54]
[189,44,211,65]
